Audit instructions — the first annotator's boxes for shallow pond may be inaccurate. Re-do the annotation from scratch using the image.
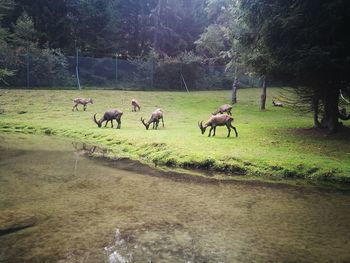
[0,134,349,263]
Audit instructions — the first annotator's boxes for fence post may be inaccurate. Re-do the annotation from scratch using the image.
[115,53,118,85]
[75,40,81,90]
[150,58,155,89]
[26,43,30,89]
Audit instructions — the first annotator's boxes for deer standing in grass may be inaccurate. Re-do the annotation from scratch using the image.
[212,104,232,115]
[141,108,164,130]
[72,98,93,111]
[198,114,238,137]
[93,109,123,129]
[131,99,141,112]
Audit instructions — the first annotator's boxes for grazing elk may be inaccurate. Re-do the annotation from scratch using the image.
[339,107,350,120]
[198,114,238,137]
[72,98,93,111]
[212,104,232,115]
[272,99,283,107]
[131,99,141,112]
[141,108,164,130]
[93,109,123,129]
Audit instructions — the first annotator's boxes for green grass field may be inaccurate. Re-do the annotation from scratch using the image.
[0,88,349,184]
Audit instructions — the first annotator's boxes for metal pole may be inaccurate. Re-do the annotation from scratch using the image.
[151,58,154,89]
[181,73,189,93]
[26,43,29,89]
[75,40,81,90]
[115,53,118,84]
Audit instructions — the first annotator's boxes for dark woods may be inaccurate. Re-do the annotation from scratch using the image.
[236,0,350,133]
[0,0,240,89]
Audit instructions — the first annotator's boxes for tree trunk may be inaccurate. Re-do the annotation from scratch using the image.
[231,77,238,104]
[260,77,267,111]
[321,88,340,133]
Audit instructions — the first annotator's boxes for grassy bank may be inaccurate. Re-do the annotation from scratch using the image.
[0,88,349,184]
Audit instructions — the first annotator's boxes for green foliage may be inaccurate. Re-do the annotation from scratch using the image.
[131,50,233,90]
[195,24,228,57]
[0,11,72,87]
[6,0,208,57]
[233,0,350,132]
[11,12,37,47]
[0,68,14,84]
[0,47,73,87]
[0,0,14,83]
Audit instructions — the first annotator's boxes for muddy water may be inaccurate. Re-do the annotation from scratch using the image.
[0,134,349,263]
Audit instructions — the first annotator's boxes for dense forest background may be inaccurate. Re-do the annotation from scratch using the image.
[0,0,251,89]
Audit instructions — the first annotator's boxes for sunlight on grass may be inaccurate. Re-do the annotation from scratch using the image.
[0,88,349,182]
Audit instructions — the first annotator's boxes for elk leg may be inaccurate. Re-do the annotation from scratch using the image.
[117,119,121,129]
[230,124,238,137]
[105,120,109,127]
[110,119,114,128]
[208,127,213,137]
[161,117,164,127]
[83,105,86,111]
[213,126,216,136]
[226,124,231,137]
[228,110,232,116]
[155,120,159,130]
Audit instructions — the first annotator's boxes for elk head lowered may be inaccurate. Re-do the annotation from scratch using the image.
[141,108,164,130]
[212,104,232,115]
[198,114,238,137]
[131,99,141,112]
[93,109,123,129]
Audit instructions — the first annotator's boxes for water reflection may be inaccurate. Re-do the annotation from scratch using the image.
[72,142,97,156]
[0,134,349,263]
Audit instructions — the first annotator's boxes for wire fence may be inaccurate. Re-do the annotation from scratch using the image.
[1,51,262,90]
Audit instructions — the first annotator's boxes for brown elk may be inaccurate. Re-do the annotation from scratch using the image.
[131,99,141,112]
[93,109,123,129]
[272,99,283,107]
[141,108,164,130]
[198,114,238,137]
[212,104,232,115]
[72,98,93,111]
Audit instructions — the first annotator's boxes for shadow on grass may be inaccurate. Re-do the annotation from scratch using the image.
[290,125,350,141]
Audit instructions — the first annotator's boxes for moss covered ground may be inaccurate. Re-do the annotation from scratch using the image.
[0,88,349,184]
